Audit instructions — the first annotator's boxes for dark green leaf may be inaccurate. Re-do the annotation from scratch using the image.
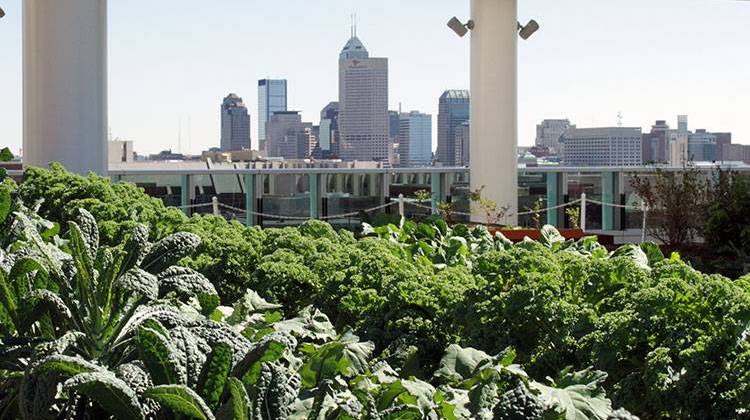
[197,342,233,410]
[146,385,214,420]
[0,185,11,223]
[64,371,145,420]
[136,326,184,385]
[216,377,250,420]
[141,232,201,273]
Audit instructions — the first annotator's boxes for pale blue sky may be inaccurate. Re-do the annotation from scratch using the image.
[1,0,748,155]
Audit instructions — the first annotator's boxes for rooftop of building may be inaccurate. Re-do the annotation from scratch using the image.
[339,36,369,60]
[440,89,470,100]
[563,127,643,137]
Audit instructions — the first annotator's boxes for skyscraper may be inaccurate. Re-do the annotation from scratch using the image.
[220,93,251,151]
[338,31,389,162]
[437,90,470,166]
[398,111,432,167]
[258,79,288,152]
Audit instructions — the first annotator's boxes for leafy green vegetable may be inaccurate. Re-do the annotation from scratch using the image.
[146,384,214,420]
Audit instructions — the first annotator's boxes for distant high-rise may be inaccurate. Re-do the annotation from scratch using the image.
[258,79,288,152]
[642,120,671,164]
[318,102,339,156]
[454,122,470,167]
[398,111,432,167]
[561,127,642,166]
[220,93,251,151]
[688,129,718,162]
[265,111,311,160]
[714,132,732,161]
[388,110,400,141]
[535,119,574,152]
[338,31,389,162]
[437,90,470,166]
[678,115,689,132]
[643,115,731,164]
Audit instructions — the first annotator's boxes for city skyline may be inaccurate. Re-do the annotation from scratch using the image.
[0,0,748,155]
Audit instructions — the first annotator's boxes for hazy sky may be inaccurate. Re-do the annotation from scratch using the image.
[1,0,748,155]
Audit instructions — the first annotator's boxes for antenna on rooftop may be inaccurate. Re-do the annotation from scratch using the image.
[617,111,623,127]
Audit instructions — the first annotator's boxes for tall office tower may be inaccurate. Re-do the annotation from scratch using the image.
[265,111,310,159]
[535,119,574,152]
[258,79,288,152]
[454,122,470,167]
[220,93,251,151]
[398,111,432,167]
[338,31,389,162]
[437,90,470,166]
[561,127,643,167]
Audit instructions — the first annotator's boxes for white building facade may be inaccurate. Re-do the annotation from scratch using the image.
[561,127,642,166]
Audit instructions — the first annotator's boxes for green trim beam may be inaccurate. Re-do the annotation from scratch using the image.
[309,173,319,219]
[180,174,190,216]
[546,172,559,226]
[602,171,615,230]
[244,173,254,227]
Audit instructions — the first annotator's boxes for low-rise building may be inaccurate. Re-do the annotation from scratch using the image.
[561,127,642,166]
[108,139,134,163]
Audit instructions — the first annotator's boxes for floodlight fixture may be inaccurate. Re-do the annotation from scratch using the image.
[447,16,474,37]
[518,19,540,40]
[0,7,5,18]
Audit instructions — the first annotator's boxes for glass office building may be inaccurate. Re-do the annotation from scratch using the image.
[398,111,432,167]
[258,79,288,152]
[437,90,470,166]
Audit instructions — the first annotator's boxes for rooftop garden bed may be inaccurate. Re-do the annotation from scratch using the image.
[1,157,750,419]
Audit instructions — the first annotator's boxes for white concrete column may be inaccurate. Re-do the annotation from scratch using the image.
[24,0,108,175]
[470,0,518,225]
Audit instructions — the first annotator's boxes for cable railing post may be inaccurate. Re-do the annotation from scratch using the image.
[580,192,587,232]
[211,196,219,216]
[398,193,405,218]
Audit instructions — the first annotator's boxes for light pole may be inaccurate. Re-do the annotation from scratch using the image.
[23,0,108,175]
[449,1,538,226]
[469,0,519,225]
